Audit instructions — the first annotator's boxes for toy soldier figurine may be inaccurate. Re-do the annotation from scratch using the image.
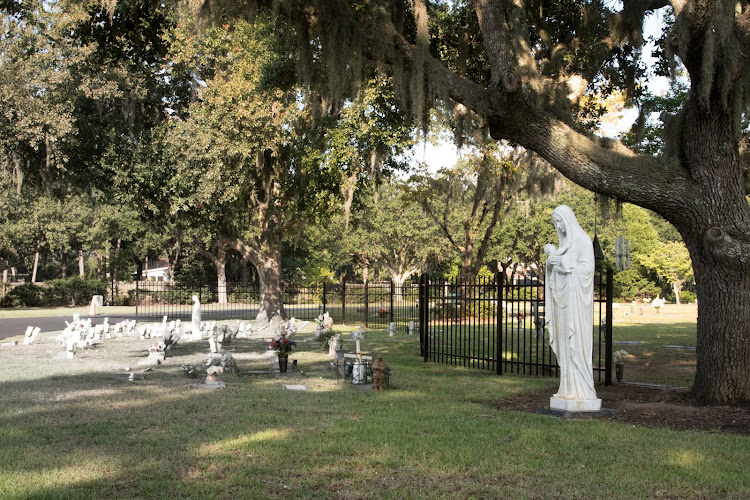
[371,355,386,391]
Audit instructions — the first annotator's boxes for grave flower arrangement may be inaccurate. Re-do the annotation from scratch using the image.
[269,335,296,356]
[652,296,664,311]
[613,349,629,364]
[148,341,165,353]
[206,366,224,376]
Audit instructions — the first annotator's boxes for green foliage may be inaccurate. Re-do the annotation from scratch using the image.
[0,277,106,307]
[45,277,107,307]
[0,284,44,308]
[679,290,697,304]
[614,268,660,301]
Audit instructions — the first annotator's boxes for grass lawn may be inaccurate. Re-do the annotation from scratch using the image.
[1,305,747,499]
[612,303,698,387]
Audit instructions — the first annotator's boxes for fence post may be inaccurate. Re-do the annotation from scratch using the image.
[390,280,395,323]
[419,273,430,362]
[496,273,503,376]
[342,280,347,325]
[322,282,327,314]
[605,267,614,385]
[364,280,369,327]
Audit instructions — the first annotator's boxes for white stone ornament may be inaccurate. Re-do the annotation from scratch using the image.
[545,205,601,412]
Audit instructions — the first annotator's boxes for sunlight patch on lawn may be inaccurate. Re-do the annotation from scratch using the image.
[198,429,290,456]
[666,449,705,469]
[1,463,111,494]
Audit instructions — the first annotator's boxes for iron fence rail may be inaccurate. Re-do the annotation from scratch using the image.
[419,268,613,383]
[134,280,420,329]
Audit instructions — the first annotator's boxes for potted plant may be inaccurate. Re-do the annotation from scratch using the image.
[613,349,629,381]
[269,331,296,373]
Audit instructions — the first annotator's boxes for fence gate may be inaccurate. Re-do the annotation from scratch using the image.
[418,267,613,384]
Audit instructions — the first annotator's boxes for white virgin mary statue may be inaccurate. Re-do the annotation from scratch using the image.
[544,205,601,412]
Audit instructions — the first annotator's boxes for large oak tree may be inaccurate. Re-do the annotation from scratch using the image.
[188,0,750,403]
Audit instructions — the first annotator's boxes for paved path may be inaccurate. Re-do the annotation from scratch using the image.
[0,313,136,341]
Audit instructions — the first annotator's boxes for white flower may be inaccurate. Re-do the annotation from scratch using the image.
[613,349,629,364]
[206,366,224,375]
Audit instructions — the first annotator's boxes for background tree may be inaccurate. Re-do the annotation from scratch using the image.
[640,241,694,304]
[349,181,443,298]
[409,145,554,281]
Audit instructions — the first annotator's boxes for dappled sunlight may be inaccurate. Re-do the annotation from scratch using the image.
[1,462,114,494]
[666,449,705,469]
[197,428,290,457]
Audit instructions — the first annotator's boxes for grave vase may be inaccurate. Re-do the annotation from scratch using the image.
[278,355,289,373]
[616,363,624,381]
[206,373,218,383]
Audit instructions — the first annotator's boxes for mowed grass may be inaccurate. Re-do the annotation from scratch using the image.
[612,303,698,387]
[1,308,748,499]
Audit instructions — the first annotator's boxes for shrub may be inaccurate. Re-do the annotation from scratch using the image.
[679,290,697,303]
[46,277,107,306]
[0,284,45,307]
[613,269,660,302]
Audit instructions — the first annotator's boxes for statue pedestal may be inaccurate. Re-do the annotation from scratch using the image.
[550,396,602,412]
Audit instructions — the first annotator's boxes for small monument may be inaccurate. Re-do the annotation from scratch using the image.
[544,205,601,412]
[322,312,334,331]
[371,355,386,391]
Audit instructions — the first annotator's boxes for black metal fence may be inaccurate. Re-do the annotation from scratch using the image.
[134,279,420,329]
[418,267,613,383]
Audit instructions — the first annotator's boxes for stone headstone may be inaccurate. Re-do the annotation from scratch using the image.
[23,326,34,344]
[283,384,308,391]
[328,334,342,358]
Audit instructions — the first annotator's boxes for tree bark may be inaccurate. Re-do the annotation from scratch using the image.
[233,237,287,323]
[672,280,682,305]
[388,268,418,302]
[255,245,286,323]
[60,248,67,279]
[215,247,228,305]
[31,250,39,284]
[78,249,85,277]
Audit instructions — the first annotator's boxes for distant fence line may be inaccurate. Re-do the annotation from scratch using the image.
[134,280,420,330]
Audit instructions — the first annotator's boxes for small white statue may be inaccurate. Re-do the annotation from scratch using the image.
[191,295,201,340]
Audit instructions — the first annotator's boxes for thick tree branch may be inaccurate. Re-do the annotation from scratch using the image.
[474,0,520,91]
[488,97,690,214]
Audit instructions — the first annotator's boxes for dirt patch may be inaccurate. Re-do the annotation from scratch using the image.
[498,384,750,435]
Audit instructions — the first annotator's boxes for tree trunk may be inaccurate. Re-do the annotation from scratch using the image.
[78,249,85,277]
[60,248,67,279]
[31,250,39,283]
[241,259,249,287]
[387,267,418,302]
[215,247,228,305]
[105,245,111,282]
[255,245,286,323]
[672,281,682,305]
[689,253,750,403]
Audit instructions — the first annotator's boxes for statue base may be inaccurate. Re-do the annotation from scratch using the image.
[550,396,602,412]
